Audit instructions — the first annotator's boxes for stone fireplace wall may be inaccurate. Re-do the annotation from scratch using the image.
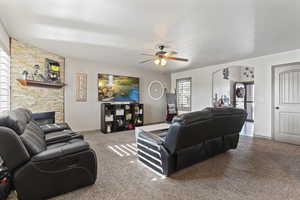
[10,39,65,122]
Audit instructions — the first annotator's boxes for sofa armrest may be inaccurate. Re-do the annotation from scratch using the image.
[32,140,90,162]
[138,131,165,145]
[45,130,73,144]
[136,130,175,175]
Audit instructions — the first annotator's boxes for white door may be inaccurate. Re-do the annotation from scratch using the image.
[274,64,300,145]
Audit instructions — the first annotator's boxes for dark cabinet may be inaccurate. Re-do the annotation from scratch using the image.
[101,103,144,133]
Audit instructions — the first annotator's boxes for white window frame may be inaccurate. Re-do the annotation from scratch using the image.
[0,47,10,114]
[176,77,192,112]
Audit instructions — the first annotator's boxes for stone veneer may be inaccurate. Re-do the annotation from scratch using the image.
[10,39,65,122]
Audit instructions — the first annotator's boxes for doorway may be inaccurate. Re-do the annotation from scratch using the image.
[233,82,255,122]
[273,63,300,145]
[212,66,255,137]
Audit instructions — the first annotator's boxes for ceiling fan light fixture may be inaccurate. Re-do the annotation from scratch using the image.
[154,59,160,65]
[141,44,188,66]
[160,58,167,66]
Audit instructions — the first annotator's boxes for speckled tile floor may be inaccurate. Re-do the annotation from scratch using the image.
[8,130,300,200]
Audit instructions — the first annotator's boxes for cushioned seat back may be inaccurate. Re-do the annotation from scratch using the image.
[164,107,247,154]
[0,108,34,171]
[204,107,247,137]
[165,110,214,154]
[0,108,46,157]
[20,121,46,156]
[0,108,32,135]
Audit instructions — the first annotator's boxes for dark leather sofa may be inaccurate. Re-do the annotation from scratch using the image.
[136,107,247,176]
[0,108,97,200]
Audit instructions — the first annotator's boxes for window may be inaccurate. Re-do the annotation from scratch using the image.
[0,48,10,114]
[176,77,191,111]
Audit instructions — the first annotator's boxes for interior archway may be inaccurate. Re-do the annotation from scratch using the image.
[212,65,255,136]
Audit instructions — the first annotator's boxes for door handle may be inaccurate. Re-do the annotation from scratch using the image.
[275,106,280,110]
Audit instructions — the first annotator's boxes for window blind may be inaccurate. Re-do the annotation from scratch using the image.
[176,77,191,111]
[0,48,10,114]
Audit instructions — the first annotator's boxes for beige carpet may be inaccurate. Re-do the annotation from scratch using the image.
[9,130,300,200]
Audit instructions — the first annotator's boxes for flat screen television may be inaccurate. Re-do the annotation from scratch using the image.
[98,74,140,102]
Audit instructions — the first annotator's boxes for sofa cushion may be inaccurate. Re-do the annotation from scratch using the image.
[45,130,73,144]
[204,107,248,136]
[203,107,246,116]
[20,121,46,156]
[0,108,32,135]
[172,110,212,125]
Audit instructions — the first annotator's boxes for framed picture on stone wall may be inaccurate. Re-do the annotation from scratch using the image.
[75,73,87,102]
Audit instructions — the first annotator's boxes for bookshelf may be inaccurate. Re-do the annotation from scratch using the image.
[101,103,144,133]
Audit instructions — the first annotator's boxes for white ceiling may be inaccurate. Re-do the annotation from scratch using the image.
[1,0,300,73]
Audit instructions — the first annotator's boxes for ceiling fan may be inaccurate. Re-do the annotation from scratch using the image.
[140,45,189,66]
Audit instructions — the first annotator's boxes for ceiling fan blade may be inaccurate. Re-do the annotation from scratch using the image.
[165,51,178,57]
[166,57,189,62]
[139,59,154,64]
[140,53,155,56]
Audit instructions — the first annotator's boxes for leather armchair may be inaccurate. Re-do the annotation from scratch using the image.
[136,107,247,176]
[0,108,97,200]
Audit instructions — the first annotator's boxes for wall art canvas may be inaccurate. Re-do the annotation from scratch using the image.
[75,72,87,102]
[98,74,139,102]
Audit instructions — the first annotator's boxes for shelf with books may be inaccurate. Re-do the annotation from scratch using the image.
[101,103,144,133]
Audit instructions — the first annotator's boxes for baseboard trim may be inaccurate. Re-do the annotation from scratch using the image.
[253,134,272,140]
[79,129,101,134]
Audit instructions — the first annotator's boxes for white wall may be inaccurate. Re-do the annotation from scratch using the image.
[229,67,241,82]
[0,22,9,53]
[171,49,300,138]
[65,58,171,132]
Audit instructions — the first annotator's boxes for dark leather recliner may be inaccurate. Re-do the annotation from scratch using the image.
[31,111,85,145]
[137,107,247,176]
[0,108,97,200]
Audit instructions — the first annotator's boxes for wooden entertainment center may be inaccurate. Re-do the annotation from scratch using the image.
[101,103,144,133]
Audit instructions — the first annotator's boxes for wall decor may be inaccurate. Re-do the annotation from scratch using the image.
[32,64,47,81]
[98,74,139,102]
[33,64,40,80]
[21,70,28,80]
[148,80,165,100]
[242,66,254,79]
[223,68,229,79]
[75,72,87,102]
[45,58,61,82]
